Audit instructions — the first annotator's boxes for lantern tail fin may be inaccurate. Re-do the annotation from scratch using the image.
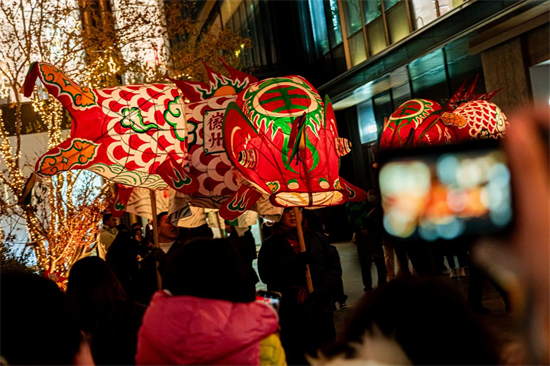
[219,184,262,220]
[35,138,99,177]
[338,178,367,203]
[110,184,134,217]
[18,172,37,205]
[22,62,98,111]
[21,62,40,97]
[157,157,199,194]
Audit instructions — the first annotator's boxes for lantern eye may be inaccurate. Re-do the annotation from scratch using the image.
[336,137,352,157]
[238,149,257,169]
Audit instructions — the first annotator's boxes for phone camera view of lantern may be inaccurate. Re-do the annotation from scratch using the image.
[380,149,512,240]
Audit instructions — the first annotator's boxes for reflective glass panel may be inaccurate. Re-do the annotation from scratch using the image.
[411,0,438,30]
[373,91,393,128]
[383,0,401,11]
[438,0,465,16]
[409,48,449,100]
[358,99,378,144]
[343,0,362,35]
[326,0,343,46]
[392,83,412,109]
[361,0,382,24]
[349,31,367,66]
[366,17,387,55]
[308,0,330,57]
[387,1,409,44]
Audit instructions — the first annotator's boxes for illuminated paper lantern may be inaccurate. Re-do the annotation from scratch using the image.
[23,62,366,221]
[221,76,367,219]
[380,77,506,148]
[23,62,189,190]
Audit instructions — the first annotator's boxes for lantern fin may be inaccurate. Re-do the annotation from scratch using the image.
[168,59,258,102]
[22,62,98,110]
[18,172,37,205]
[447,74,500,111]
[157,156,199,194]
[35,137,99,177]
[338,178,367,203]
[219,184,262,220]
[109,184,134,217]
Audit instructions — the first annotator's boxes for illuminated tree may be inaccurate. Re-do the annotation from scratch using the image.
[0,0,251,281]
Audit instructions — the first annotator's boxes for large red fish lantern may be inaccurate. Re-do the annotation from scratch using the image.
[222,76,365,219]
[381,76,507,148]
[23,61,366,220]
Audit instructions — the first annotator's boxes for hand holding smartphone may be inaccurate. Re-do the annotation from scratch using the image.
[256,290,282,311]
[378,140,513,241]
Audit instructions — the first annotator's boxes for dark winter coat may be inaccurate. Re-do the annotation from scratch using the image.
[258,229,342,312]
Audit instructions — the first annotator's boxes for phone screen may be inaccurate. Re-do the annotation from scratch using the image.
[256,290,281,311]
[379,144,512,241]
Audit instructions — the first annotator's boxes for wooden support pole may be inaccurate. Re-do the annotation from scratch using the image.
[294,207,314,294]
[149,189,162,290]
[214,211,226,238]
[149,190,159,248]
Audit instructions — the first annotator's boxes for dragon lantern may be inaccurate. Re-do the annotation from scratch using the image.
[23,61,366,220]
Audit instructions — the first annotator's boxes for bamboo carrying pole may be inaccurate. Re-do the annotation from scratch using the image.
[150,190,162,290]
[149,190,159,247]
[214,211,226,238]
[294,206,314,293]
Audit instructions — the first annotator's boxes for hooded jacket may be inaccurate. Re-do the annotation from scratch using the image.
[136,291,284,365]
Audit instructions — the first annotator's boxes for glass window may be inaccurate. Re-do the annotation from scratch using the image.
[253,0,267,66]
[231,4,240,32]
[343,0,362,35]
[366,17,386,56]
[332,43,347,74]
[326,0,343,47]
[252,0,276,66]
[392,83,412,109]
[238,2,253,68]
[349,31,367,66]
[438,0,465,16]
[383,0,401,11]
[308,0,330,57]
[373,91,393,129]
[239,2,247,32]
[411,0,438,30]
[409,48,449,101]
[387,1,410,44]
[445,37,485,95]
[361,0,382,24]
[246,0,262,67]
[358,99,378,144]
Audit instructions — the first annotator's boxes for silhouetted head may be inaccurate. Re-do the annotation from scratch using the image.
[1,270,82,365]
[163,238,255,303]
[67,257,128,328]
[130,228,143,243]
[103,213,117,228]
[157,211,179,242]
[332,276,499,365]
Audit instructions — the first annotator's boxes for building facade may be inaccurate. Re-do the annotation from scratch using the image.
[197,0,549,188]
[196,0,548,239]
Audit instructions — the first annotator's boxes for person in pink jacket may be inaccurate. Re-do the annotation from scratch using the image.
[136,238,286,365]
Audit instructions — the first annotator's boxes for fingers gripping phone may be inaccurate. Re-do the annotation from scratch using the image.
[256,290,282,311]
[379,140,513,241]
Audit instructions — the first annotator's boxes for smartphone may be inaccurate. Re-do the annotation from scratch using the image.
[256,290,282,311]
[378,140,513,241]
